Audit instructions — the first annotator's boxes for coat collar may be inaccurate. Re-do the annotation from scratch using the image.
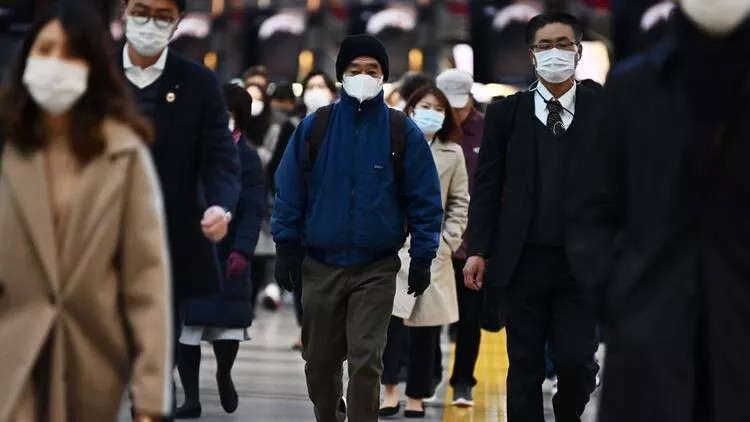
[3,119,142,292]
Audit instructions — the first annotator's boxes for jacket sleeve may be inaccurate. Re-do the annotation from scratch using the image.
[442,150,470,253]
[120,146,173,416]
[199,72,241,213]
[567,80,625,293]
[403,120,443,265]
[465,98,514,257]
[270,117,311,247]
[231,145,265,256]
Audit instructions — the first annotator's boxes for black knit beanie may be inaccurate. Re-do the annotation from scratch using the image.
[335,34,390,82]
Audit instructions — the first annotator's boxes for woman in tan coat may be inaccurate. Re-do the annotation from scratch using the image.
[380,84,470,418]
[0,2,172,421]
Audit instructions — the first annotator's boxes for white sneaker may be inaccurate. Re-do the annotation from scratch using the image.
[261,283,281,311]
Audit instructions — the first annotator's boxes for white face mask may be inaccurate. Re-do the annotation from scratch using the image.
[125,16,174,57]
[228,117,235,132]
[251,101,264,117]
[681,0,750,35]
[342,74,383,103]
[534,48,578,84]
[304,89,333,114]
[23,57,89,114]
[412,108,445,137]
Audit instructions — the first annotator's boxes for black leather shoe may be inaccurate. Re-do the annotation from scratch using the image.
[175,403,201,419]
[217,373,239,413]
[379,404,401,418]
[404,406,426,418]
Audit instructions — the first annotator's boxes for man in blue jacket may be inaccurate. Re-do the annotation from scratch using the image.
[272,34,443,422]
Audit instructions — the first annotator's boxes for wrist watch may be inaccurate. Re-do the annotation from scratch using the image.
[223,207,233,223]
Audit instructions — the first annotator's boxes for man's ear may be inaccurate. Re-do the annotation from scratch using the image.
[528,48,537,68]
[576,43,583,63]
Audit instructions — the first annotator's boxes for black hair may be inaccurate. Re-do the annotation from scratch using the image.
[525,11,583,46]
[244,83,271,147]
[270,82,296,102]
[399,72,434,106]
[125,0,186,13]
[302,70,337,94]
[223,83,252,139]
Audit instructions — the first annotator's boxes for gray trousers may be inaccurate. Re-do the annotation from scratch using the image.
[301,255,400,422]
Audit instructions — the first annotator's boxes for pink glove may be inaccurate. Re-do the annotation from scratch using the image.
[226,251,249,279]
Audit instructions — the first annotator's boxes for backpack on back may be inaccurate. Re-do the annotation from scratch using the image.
[302,104,407,188]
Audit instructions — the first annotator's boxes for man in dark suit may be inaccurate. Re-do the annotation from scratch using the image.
[463,12,599,422]
[119,0,239,366]
[568,3,750,421]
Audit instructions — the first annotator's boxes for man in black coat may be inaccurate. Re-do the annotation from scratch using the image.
[568,2,750,421]
[463,12,599,422]
[118,0,240,304]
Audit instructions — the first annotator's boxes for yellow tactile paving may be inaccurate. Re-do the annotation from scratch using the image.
[442,330,509,422]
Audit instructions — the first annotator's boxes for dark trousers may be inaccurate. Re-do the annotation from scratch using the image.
[301,255,400,422]
[505,245,599,422]
[382,317,442,399]
[449,257,483,387]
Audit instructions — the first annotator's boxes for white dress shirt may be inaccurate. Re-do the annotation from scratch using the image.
[123,45,168,89]
[533,81,576,130]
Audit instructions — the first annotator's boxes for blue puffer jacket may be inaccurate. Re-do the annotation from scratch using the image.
[272,90,443,268]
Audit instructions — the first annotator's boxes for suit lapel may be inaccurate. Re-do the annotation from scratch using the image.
[155,52,183,140]
[3,146,60,291]
[515,92,537,196]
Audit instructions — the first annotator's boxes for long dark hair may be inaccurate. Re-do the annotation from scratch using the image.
[223,83,253,140]
[0,0,151,163]
[404,84,463,143]
[244,83,272,147]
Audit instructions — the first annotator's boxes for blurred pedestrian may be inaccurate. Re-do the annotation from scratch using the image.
[436,69,487,407]
[269,82,297,126]
[0,2,171,421]
[380,84,469,419]
[176,84,265,419]
[242,65,269,92]
[569,2,750,421]
[243,82,282,312]
[463,12,600,422]
[272,34,443,422]
[119,0,240,417]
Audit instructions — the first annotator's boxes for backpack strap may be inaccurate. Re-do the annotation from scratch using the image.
[388,108,407,188]
[303,104,333,185]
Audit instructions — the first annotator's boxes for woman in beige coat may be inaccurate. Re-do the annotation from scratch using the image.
[0,3,172,421]
[380,85,470,418]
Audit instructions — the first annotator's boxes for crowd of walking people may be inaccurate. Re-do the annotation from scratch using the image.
[0,0,749,422]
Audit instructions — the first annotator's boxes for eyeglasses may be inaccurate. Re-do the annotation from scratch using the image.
[129,11,176,29]
[530,40,578,52]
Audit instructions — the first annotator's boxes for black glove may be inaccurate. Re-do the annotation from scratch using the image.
[274,243,303,292]
[407,259,432,297]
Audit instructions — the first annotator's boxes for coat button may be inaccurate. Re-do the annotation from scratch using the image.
[48,293,57,305]
[0,283,5,298]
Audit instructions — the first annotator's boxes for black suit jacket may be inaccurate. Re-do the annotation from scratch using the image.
[466,84,600,290]
[119,49,241,299]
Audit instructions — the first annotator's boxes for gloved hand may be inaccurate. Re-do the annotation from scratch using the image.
[226,251,249,279]
[407,259,432,297]
[274,243,303,292]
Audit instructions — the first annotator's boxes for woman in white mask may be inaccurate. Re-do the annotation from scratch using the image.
[0,2,171,422]
[380,84,470,418]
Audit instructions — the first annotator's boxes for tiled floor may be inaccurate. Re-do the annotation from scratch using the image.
[120,304,600,422]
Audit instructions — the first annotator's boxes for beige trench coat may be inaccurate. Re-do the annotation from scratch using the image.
[0,120,173,422]
[393,139,469,327]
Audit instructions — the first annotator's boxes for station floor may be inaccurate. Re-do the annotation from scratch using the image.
[122,304,601,422]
